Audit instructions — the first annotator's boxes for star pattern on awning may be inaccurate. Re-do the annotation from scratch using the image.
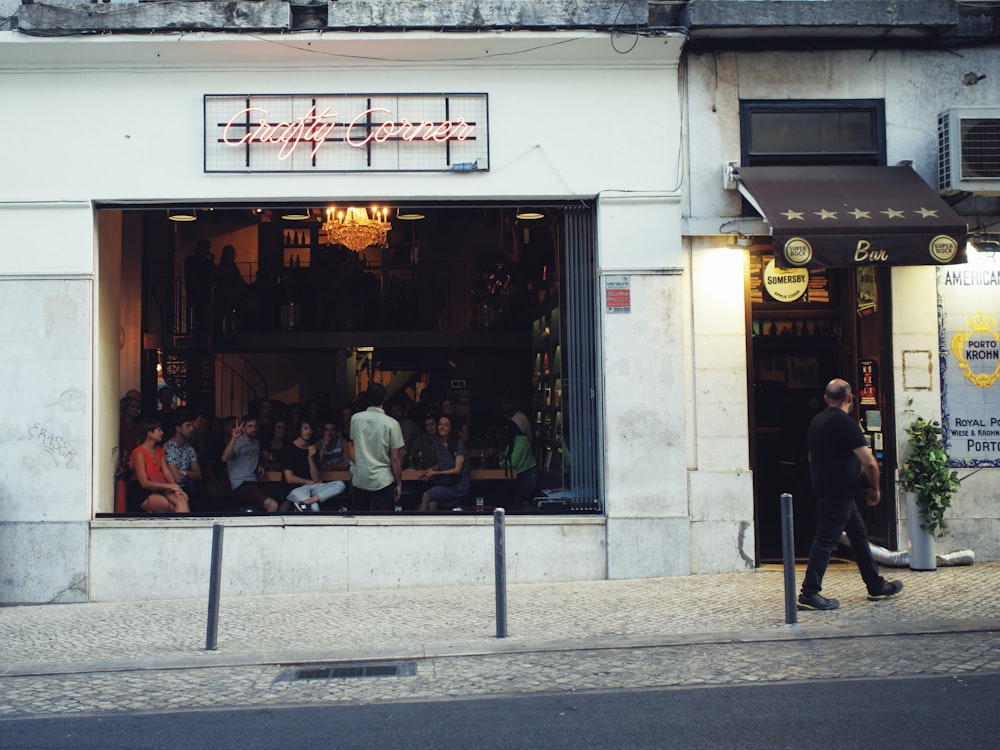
[775,207,945,222]
[736,165,969,269]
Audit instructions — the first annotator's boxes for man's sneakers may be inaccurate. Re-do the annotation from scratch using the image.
[797,592,840,611]
[799,580,903,610]
[868,579,904,601]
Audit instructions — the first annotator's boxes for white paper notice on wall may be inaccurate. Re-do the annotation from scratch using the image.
[605,275,631,314]
[902,350,933,391]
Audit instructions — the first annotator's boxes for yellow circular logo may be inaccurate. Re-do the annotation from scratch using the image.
[929,234,959,264]
[783,237,813,267]
[762,259,809,302]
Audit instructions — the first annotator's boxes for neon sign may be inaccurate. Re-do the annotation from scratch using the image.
[205,93,489,173]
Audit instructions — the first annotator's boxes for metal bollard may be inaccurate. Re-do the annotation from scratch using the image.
[780,493,797,625]
[494,507,507,638]
[205,522,225,651]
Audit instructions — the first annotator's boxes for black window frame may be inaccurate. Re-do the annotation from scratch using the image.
[740,99,886,167]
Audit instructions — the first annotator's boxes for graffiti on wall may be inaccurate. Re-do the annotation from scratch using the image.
[29,423,77,468]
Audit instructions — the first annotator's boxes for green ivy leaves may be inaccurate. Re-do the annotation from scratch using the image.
[898,417,961,538]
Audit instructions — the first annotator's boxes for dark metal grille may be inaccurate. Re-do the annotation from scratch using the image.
[961,118,1000,179]
[563,206,602,512]
[276,660,417,682]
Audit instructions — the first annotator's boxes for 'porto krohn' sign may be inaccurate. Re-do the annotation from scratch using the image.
[204,93,489,173]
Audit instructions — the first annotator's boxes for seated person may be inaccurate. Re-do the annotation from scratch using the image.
[129,418,190,513]
[157,386,176,417]
[281,421,347,511]
[318,420,349,471]
[388,399,421,455]
[260,418,288,472]
[222,416,287,513]
[498,418,539,507]
[163,410,203,503]
[409,414,439,470]
[417,415,471,511]
[501,391,532,438]
[118,395,142,470]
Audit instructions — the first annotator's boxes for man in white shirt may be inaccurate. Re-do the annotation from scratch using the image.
[164,411,202,498]
[349,383,404,512]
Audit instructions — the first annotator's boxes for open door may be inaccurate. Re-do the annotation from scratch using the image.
[749,249,896,561]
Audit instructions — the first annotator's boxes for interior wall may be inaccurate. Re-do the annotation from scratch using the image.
[97,210,122,514]
[118,213,143,395]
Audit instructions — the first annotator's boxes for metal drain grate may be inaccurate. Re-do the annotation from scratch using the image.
[276,660,417,682]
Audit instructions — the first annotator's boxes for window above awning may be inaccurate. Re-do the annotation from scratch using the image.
[737,166,968,269]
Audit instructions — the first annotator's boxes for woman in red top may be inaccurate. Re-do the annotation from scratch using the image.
[129,418,190,513]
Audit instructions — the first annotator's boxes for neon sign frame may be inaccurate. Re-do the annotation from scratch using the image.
[204,93,489,173]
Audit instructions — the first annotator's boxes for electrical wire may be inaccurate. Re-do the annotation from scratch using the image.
[239,30,599,63]
[610,0,640,55]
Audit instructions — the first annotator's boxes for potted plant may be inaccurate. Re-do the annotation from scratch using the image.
[897,415,962,570]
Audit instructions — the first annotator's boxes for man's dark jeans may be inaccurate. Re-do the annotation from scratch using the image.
[350,483,395,512]
[802,495,884,596]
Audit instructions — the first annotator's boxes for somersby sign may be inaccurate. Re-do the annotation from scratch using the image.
[204,93,489,173]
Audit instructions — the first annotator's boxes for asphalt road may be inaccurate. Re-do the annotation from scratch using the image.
[3,672,997,749]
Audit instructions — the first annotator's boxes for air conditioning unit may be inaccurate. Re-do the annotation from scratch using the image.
[938,107,1000,195]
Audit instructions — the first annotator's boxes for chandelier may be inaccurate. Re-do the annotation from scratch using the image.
[323,205,392,252]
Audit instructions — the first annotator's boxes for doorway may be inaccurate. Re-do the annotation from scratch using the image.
[748,249,896,561]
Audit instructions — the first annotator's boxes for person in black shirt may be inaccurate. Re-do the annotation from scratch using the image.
[798,379,903,611]
[184,239,214,333]
[280,421,346,512]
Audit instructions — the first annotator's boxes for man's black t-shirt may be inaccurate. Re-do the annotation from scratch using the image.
[808,407,868,498]
[280,441,313,482]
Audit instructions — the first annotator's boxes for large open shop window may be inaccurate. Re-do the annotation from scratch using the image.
[101,202,600,517]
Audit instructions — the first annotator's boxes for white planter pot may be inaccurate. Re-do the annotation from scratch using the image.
[906,492,937,571]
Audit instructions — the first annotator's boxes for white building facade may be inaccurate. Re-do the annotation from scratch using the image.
[0,17,739,603]
[3,1,998,605]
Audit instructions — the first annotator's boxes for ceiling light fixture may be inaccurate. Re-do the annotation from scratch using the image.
[281,208,313,221]
[515,208,545,220]
[167,209,197,222]
[323,205,392,251]
[396,208,426,221]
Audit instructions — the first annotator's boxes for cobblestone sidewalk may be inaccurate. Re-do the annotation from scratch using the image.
[1,564,998,717]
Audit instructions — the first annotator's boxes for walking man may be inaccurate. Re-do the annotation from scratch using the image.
[798,378,903,611]
[349,383,404,512]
